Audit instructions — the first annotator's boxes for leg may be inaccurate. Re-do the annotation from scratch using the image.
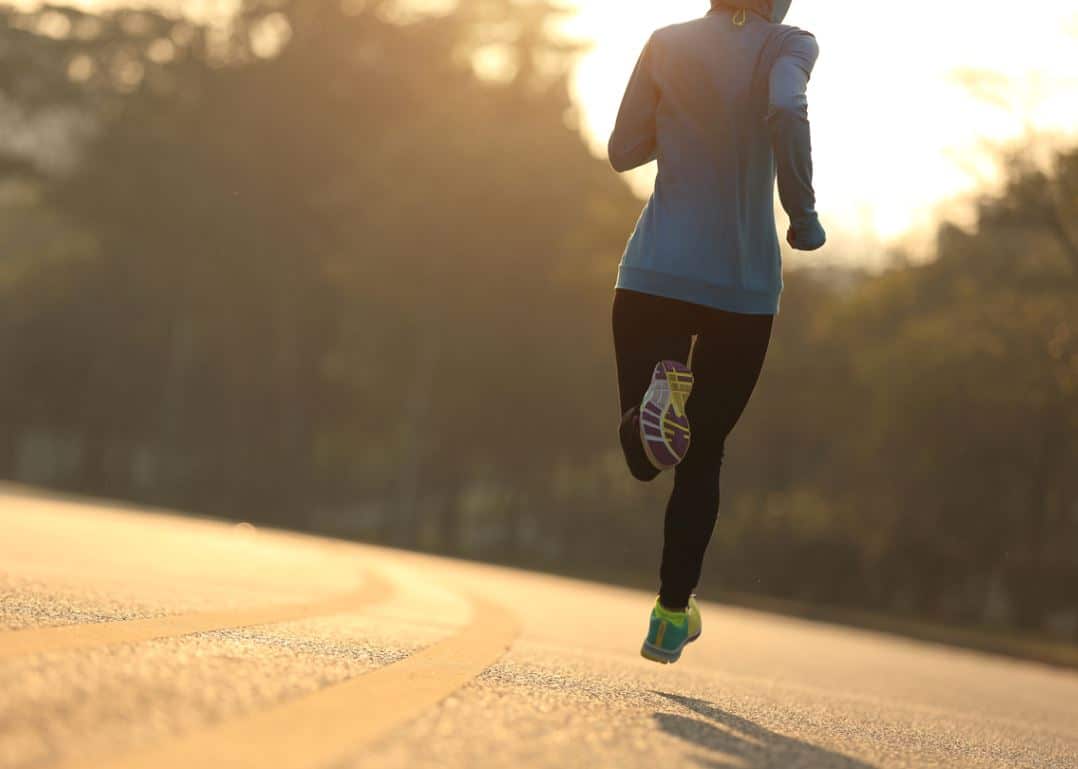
[612,290,693,481]
[659,309,773,609]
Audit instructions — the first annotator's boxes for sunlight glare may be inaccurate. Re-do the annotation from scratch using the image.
[561,1,1078,253]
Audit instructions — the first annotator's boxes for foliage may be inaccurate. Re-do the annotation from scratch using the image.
[1,2,1075,639]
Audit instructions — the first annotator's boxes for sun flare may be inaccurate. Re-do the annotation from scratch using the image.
[10,0,1078,255]
[562,0,1078,254]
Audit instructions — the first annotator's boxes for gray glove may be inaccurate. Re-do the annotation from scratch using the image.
[787,215,826,251]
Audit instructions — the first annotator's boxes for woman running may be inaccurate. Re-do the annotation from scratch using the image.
[608,0,825,664]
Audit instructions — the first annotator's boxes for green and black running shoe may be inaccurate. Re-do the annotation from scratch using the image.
[640,595,702,664]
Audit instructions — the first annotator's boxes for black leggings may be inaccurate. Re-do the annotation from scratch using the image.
[612,289,773,610]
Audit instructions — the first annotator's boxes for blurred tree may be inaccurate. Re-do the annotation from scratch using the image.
[0,0,637,533]
[1,1,1075,641]
[719,147,1078,634]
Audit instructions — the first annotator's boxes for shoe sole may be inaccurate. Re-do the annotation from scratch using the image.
[639,361,694,471]
[640,630,701,665]
[641,641,683,664]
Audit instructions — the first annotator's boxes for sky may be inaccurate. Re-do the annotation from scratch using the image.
[9,0,1078,260]
[561,1,1078,259]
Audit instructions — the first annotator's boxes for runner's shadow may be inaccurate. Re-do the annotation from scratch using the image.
[653,691,878,769]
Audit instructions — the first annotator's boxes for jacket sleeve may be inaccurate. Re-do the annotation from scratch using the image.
[768,31,826,251]
[608,35,659,173]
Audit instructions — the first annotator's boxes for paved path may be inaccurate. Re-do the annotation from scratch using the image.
[1,487,1076,769]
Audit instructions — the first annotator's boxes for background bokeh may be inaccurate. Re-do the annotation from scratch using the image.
[1,1,1076,645]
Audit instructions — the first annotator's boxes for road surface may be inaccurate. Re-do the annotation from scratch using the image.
[1,486,1076,769]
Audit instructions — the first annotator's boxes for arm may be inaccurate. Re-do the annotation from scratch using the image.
[608,35,659,173]
[768,31,826,251]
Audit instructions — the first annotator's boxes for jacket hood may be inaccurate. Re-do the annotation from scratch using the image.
[711,0,793,23]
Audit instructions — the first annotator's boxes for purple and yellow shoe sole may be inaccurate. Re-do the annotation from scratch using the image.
[639,360,694,471]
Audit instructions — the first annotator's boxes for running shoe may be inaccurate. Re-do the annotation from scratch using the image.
[640,595,702,664]
[639,360,694,471]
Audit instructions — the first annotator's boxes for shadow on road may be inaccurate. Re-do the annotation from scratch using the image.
[653,692,877,769]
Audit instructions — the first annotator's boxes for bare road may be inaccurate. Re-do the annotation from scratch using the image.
[1,487,1076,769]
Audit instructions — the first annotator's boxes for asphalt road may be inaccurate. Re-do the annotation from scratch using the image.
[1,487,1076,769]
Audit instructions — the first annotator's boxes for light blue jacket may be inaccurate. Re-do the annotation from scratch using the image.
[609,0,824,315]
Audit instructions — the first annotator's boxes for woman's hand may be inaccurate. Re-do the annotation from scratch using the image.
[787,215,827,251]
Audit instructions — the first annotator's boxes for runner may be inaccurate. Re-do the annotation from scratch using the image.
[608,0,826,664]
